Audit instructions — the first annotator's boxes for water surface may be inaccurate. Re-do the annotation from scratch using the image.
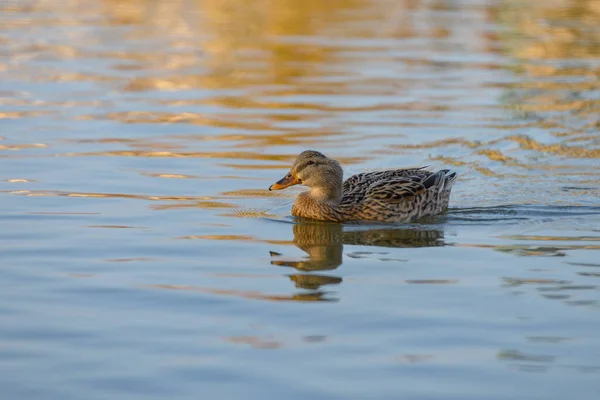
[1,0,600,399]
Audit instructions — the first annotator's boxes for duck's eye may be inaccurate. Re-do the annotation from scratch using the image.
[306,160,315,166]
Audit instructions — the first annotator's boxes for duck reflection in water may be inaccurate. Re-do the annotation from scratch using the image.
[270,222,445,292]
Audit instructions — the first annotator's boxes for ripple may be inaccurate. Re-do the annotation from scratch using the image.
[144,284,335,303]
[13,190,215,202]
[87,225,147,229]
[224,336,281,350]
[4,179,36,183]
[140,173,198,179]
[498,349,555,363]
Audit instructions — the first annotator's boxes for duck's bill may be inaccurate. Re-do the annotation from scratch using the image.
[269,171,301,191]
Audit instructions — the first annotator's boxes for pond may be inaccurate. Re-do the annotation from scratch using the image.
[1,0,599,399]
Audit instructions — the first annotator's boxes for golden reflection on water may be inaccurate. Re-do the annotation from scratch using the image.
[498,0,600,155]
[1,0,598,194]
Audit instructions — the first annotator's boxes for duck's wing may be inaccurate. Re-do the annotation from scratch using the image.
[364,169,454,204]
[342,168,430,199]
[364,177,428,203]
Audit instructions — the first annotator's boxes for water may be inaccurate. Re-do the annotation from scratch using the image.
[1,0,600,398]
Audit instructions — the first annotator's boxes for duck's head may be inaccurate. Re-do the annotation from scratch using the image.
[269,150,343,201]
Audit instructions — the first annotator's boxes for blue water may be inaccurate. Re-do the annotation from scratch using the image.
[1,0,600,399]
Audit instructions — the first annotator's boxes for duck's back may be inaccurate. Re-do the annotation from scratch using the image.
[341,168,430,201]
[340,168,456,222]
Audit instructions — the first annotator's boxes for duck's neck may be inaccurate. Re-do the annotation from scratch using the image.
[292,186,343,222]
[309,185,342,205]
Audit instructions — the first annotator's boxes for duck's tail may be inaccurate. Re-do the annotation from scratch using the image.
[422,169,458,193]
[441,169,458,191]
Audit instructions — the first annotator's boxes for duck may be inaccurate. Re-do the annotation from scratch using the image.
[268,150,457,223]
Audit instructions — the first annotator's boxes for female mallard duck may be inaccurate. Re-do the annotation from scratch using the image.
[269,150,457,223]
